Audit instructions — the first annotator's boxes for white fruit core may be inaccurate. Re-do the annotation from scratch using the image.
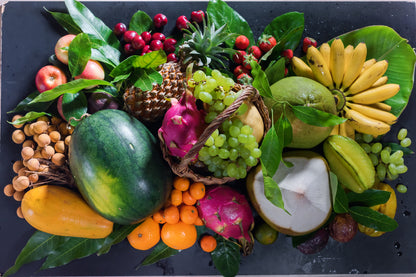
[253,156,331,234]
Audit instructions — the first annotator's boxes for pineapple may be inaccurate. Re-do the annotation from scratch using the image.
[123,17,236,123]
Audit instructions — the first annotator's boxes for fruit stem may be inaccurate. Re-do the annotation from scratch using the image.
[332,89,346,112]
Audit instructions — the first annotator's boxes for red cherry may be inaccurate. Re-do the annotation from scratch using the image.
[150,40,164,51]
[152,32,166,42]
[153,13,168,28]
[176,15,190,30]
[124,43,136,55]
[163,38,177,53]
[141,45,151,55]
[167,53,178,62]
[141,32,152,44]
[132,35,146,50]
[191,10,205,23]
[113,23,127,36]
[123,30,138,43]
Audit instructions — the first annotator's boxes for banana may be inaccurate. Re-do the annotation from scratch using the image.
[346,83,400,104]
[344,107,391,136]
[346,60,389,95]
[346,102,397,125]
[330,39,345,88]
[371,76,388,87]
[368,102,392,112]
[361,58,376,74]
[291,56,315,79]
[306,46,334,89]
[320,43,331,70]
[343,45,354,74]
[338,121,355,139]
[341,43,367,90]
[339,121,348,137]
[330,123,340,136]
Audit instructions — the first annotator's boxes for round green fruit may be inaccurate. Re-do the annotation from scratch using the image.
[253,220,279,245]
[69,109,172,225]
[265,76,337,149]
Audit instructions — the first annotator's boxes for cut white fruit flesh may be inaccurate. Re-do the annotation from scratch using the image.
[247,151,332,236]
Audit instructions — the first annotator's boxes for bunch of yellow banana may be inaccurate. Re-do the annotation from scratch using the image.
[291,39,400,138]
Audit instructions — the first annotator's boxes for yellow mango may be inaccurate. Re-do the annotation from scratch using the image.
[21,185,113,239]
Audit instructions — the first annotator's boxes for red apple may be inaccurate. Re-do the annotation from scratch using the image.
[35,65,67,93]
[74,60,105,81]
[54,34,76,65]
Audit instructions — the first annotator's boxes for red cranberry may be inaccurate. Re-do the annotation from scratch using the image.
[176,15,190,30]
[191,10,205,23]
[141,45,151,55]
[123,30,138,43]
[124,43,136,55]
[167,53,178,62]
[232,50,246,64]
[132,35,146,50]
[113,23,127,36]
[163,38,177,53]
[153,13,168,29]
[152,32,166,42]
[141,31,152,44]
[150,40,164,51]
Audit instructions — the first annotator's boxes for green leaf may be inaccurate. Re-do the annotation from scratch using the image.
[338,25,416,116]
[211,236,240,277]
[207,0,254,47]
[40,237,106,270]
[110,55,137,77]
[348,206,398,232]
[68,33,92,77]
[250,61,273,98]
[263,175,286,211]
[8,111,51,126]
[45,9,82,34]
[264,58,286,86]
[292,105,346,127]
[97,223,140,256]
[29,79,113,103]
[129,11,153,34]
[62,92,88,126]
[347,189,391,207]
[4,232,68,277]
[333,182,349,214]
[262,12,304,52]
[139,241,179,267]
[132,50,167,68]
[133,68,163,91]
[90,39,121,67]
[7,91,52,113]
[64,0,119,48]
[260,123,280,176]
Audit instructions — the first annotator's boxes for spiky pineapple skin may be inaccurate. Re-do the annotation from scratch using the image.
[123,62,185,123]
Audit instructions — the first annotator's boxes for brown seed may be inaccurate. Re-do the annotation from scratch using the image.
[51,116,62,126]
[16,206,24,218]
[28,173,39,183]
[13,190,25,201]
[52,153,66,166]
[26,158,40,171]
[12,130,25,144]
[55,141,66,153]
[49,131,61,142]
[32,121,48,134]
[37,134,51,147]
[23,124,33,136]
[13,176,29,191]
[64,135,72,146]
[11,115,24,128]
[12,160,24,173]
[4,184,15,197]
[18,167,28,176]
[21,147,35,160]
[41,145,55,159]
[22,140,35,149]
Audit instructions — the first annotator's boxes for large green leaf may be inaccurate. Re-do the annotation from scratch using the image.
[129,11,153,34]
[62,92,88,126]
[338,25,416,116]
[68,33,91,77]
[139,241,179,267]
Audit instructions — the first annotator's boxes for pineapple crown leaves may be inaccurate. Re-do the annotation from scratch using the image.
[180,16,237,70]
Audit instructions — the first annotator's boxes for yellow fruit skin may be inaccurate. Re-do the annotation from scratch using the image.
[291,57,315,80]
[358,183,397,237]
[306,46,333,89]
[237,102,264,143]
[21,185,113,239]
[344,107,391,136]
[346,102,397,125]
[329,39,345,88]
[347,83,400,105]
[341,43,367,90]
[347,60,389,95]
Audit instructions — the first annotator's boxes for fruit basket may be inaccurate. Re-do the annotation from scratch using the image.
[1,0,416,276]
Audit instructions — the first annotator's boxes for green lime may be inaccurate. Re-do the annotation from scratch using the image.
[253,221,279,245]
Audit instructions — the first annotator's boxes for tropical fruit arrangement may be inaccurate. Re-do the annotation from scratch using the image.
[2,0,415,276]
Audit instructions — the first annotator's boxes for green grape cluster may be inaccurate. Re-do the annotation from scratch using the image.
[189,69,262,179]
[356,129,411,182]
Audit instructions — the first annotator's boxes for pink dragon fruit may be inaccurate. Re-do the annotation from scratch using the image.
[197,185,255,255]
[158,90,206,158]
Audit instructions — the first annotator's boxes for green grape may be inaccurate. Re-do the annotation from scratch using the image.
[395,157,404,165]
[218,148,230,159]
[208,164,217,173]
[187,79,196,88]
[193,70,206,82]
[213,101,225,112]
[211,129,219,138]
[360,143,372,153]
[205,77,217,92]
[226,162,238,178]
[388,163,398,175]
[245,156,258,167]
[390,150,404,164]
[251,148,262,158]
[376,163,387,181]
[216,89,226,100]
[199,91,213,103]
[214,134,226,147]
[238,165,247,179]
[229,149,239,161]
[222,119,232,132]
[223,94,236,106]
[368,153,379,166]
[212,156,222,166]
[396,165,408,174]
[400,137,412,147]
[387,170,398,181]
[214,170,223,178]
[228,137,239,148]
[223,77,235,91]
[384,146,392,154]
[362,134,374,143]
[245,140,258,151]
[205,136,214,147]
[236,103,248,115]
[208,145,218,156]
[232,118,244,128]
[396,184,408,194]
[380,149,390,164]
[222,168,229,177]
[371,142,382,154]
[355,133,363,142]
[241,125,253,135]
[211,69,222,80]
[229,126,241,137]
[240,147,251,159]
[397,128,408,141]
[205,111,218,123]
[238,133,249,144]
[194,83,204,99]
[247,134,257,144]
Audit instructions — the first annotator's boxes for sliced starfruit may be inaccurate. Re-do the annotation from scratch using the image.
[323,135,375,193]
